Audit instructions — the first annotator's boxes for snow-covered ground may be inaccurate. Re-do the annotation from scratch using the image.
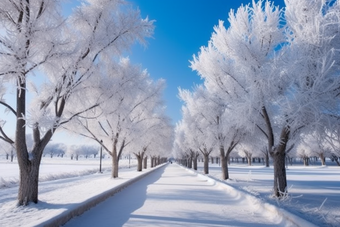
[64,164,308,227]
[203,163,340,227]
[0,157,339,226]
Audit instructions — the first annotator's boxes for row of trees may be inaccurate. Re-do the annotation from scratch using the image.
[0,0,172,206]
[174,0,340,198]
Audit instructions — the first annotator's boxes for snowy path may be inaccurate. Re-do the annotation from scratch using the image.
[64,164,294,227]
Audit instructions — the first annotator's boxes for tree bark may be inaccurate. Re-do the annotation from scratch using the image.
[192,152,199,170]
[136,155,143,171]
[316,153,325,166]
[272,150,287,197]
[112,149,119,178]
[220,146,229,180]
[135,148,146,172]
[265,151,270,167]
[203,153,209,174]
[187,156,192,169]
[111,136,119,178]
[263,107,289,198]
[271,126,289,198]
[143,156,147,169]
[303,156,309,166]
[247,156,252,166]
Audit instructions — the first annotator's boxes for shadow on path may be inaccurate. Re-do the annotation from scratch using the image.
[63,165,167,227]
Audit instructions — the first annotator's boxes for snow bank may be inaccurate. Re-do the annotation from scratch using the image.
[182,167,317,227]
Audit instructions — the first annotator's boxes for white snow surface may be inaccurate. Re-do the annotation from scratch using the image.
[0,157,339,227]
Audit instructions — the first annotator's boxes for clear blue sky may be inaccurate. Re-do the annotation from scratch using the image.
[127,0,286,124]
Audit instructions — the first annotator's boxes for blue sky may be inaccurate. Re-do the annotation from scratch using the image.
[127,0,286,124]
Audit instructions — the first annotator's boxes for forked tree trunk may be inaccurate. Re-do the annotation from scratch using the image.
[110,135,125,178]
[220,139,238,180]
[319,153,326,166]
[135,149,146,172]
[271,127,289,198]
[17,130,52,205]
[263,107,289,198]
[16,75,50,205]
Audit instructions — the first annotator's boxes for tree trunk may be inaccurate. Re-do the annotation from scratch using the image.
[16,75,50,205]
[272,151,287,197]
[321,157,325,166]
[135,149,146,172]
[220,146,229,180]
[153,156,156,167]
[18,159,40,205]
[143,156,147,169]
[303,157,309,166]
[111,134,121,178]
[137,155,143,171]
[112,150,119,178]
[203,154,209,174]
[193,155,198,170]
[247,156,252,166]
[151,157,154,167]
[187,156,192,169]
[265,152,270,167]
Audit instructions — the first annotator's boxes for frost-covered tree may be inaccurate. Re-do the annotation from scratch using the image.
[0,0,153,205]
[68,58,167,177]
[179,85,244,179]
[43,143,66,158]
[191,1,287,195]
[178,87,220,174]
[0,140,15,161]
[191,0,340,197]
[174,121,200,169]
[133,115,173,171]
[129,106,172,172]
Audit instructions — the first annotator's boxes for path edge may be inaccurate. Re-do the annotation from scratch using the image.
[179,164,317,227]
[41,164,167,227]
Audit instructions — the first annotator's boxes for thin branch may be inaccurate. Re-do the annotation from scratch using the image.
[0,126,14,144]
[0,101,17,116]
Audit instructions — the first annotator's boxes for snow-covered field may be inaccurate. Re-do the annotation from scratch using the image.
[0,157,339,226]
[202,163,340,227]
